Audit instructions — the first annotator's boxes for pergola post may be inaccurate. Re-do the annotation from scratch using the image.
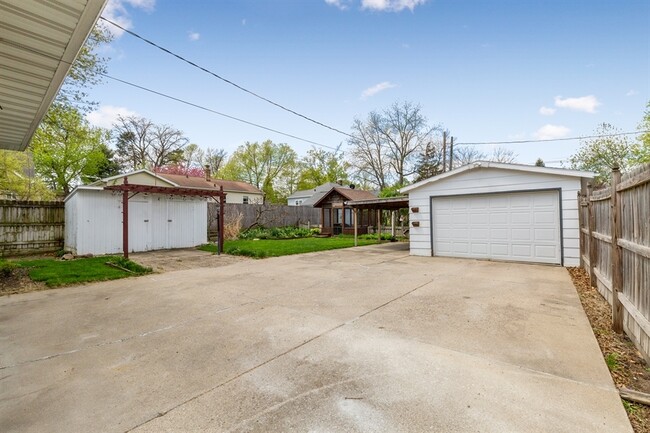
[122,176,129,259]
[391,210,396,237]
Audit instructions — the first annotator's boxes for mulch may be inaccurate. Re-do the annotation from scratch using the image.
[568,267,650,432]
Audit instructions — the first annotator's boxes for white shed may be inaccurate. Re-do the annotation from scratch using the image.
[65,186,207,256]
[401,162,594,266]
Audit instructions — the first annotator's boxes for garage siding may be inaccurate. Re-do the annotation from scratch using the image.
[407,167,583,266]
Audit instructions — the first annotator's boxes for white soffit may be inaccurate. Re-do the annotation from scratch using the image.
[0,0,107,151]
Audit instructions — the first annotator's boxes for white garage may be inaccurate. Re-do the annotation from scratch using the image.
[401,162,594,266]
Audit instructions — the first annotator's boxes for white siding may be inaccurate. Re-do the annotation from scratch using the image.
[224,191,264,204]
[64,189,207,255]
[407,167,584,265]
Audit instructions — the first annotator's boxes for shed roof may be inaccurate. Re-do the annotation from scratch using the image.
[0,0,108,151]
[401,161,595,194]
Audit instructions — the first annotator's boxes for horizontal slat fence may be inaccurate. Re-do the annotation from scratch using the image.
[0,200,65,256]
[208,203,321,235]
[579,164,650,362]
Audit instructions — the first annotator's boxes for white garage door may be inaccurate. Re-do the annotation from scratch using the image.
[431,190,561,264]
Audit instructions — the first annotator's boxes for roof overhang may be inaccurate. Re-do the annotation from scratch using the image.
[401,161,595,194]
[344,196,409,210]
[0,0,108,151]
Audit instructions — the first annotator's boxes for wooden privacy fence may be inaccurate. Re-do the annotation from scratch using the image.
[579,164,650,362]
[208,203,321,237]
[0,200,65,256]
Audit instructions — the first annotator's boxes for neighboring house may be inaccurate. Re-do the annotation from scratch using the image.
[287,182,341,206]
[156,170,264,204]
[312,187,377,235]
[400,161,594,266]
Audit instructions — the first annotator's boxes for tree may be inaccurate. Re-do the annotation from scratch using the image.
[113,115,188,171]
[452,147,486,167]
[414,141,444,181]
[633,100,650,164]
[203,147,227,175]
[219,140,298,203]
[348,101,435,188]
[296,147,350,190]
[57,25,113,110]
[0,150,54,200]
[535,158,546,167]
[349,114,390,190]
[82,143,121,183]
[489,147,517,163]
[569,123,634,184]
[30,104,109,196]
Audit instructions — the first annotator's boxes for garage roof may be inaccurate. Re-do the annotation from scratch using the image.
[0,0,107,151]
[401,161,595,194]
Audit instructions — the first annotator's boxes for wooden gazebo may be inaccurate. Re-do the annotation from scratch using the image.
[312,187,378,236]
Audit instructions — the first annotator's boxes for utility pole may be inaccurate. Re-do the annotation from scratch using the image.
[442,131,447,172]
[449,136,454,171]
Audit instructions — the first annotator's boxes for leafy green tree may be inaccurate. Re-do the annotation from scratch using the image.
[296,147,350,190]
[57,25,113,110]
[569,123,633,184]
[31,104,109,196]
[219,140,297,203]
[0,150,54,200]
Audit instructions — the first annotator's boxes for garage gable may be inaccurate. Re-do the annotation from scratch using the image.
[405,162,594,266]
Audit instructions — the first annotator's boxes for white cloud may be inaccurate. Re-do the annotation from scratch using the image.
[325,0,352,10]
[103,0,155,37]
[533,124,570,140]
[361,0,427,11]
[539,106,556,116]
[188,31,200,41]
[554,95,601,113]
[86,105,138,129]
[626,89,637,96]
[325,0,426,11]
[360,81,397,99]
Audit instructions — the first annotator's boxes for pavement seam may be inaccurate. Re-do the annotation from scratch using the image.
[124,277,436,432]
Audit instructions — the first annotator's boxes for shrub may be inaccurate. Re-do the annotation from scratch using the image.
[1,260,17,278]
[238,226,313,240]
[358,233,396,241]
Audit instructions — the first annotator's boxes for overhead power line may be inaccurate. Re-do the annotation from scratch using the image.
[101,73,340,151]
[456,131,647,146]
[100,17,352,138]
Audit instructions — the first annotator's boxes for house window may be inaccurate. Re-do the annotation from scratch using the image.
[295,200,302,205]
[333,208,342,225]
[243,196,249,204]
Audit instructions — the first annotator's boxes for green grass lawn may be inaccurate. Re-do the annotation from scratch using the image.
[198,235,382,258]
[13,256,152,287]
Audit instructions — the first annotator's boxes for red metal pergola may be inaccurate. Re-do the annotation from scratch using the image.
[104,177,227,258]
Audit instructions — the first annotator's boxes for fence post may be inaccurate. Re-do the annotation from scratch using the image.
[587,183,597,288]
[611,166,624,334]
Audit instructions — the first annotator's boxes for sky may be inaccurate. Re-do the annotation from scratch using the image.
[85,0,650,168]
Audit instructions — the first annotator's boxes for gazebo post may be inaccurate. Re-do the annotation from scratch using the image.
[122,176,129,259]
[218,186,225,255]
[353,208,358,247]
[391,210,396,237]
[377,209,382,242]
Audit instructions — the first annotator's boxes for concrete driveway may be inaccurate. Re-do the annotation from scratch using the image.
[0,244,631,432]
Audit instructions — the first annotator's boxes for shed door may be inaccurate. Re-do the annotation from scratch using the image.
[431,190,561,264]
